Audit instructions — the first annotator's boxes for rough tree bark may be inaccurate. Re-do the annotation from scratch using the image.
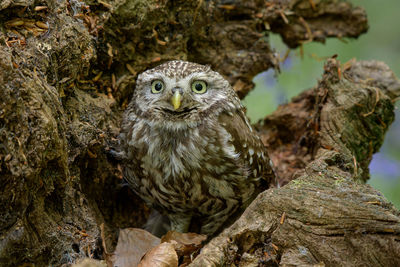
[0,0,398,266]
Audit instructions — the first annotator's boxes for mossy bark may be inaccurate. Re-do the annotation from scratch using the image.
[0,0,398,266]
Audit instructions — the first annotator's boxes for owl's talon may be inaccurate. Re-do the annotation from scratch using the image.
[169,214,192,233]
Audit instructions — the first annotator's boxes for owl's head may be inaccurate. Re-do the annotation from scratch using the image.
[131,60,240,127]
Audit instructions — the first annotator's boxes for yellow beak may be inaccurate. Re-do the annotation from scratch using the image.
[171,90,182,110]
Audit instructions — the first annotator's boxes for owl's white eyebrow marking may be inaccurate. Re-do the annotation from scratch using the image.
[175,72,208,85]
[141,73,165,82]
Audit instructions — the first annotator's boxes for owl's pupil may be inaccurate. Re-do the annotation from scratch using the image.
[155,82,162,91]
[195,83,203,91]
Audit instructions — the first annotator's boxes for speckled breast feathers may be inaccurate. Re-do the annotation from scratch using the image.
[119,60,274,235]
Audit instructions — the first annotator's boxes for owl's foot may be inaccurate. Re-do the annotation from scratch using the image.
[169,214,192,233]
[144,209,170,237]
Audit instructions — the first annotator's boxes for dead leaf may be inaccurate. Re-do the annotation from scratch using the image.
[138,242,178,267]
[161,231,206,265]
[112,228,160,267]
[161,231,206,256]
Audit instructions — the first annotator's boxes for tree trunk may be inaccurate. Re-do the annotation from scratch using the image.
[0,0,398,266]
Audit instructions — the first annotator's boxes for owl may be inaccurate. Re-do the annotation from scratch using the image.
[119,60,275,236]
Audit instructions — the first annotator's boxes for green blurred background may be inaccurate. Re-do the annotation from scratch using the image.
[243,0,400,208]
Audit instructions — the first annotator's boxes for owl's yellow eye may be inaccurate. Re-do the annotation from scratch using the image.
[151,80,164,93]
[191,81,207,94]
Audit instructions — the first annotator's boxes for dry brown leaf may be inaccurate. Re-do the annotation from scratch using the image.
[112,228,160,267]
[161,231,206,244]
[161,231,206,265]
[138,242,178,267]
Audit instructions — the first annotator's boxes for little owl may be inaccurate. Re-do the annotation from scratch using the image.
[119,60,275,235]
